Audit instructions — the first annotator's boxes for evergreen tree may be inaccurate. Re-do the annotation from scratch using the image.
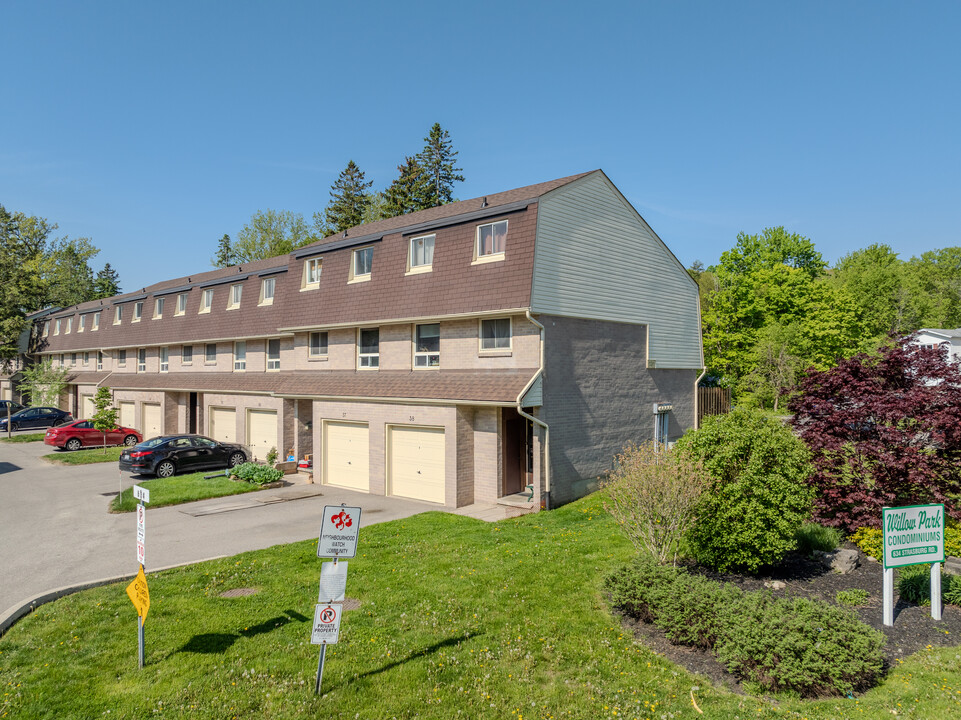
[382,156,432,218]
[324,160,374,233]
[416,123,464,207]
[93,263,121,299]
[212,233,236,268]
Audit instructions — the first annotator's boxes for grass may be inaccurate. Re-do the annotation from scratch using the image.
[795,521,843,554]
[0,432,45,443]
[1,493,959,719]
[110,471,263,512]
[43,446,126,464]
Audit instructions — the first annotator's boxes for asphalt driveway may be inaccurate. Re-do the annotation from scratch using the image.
[0,439,433,630]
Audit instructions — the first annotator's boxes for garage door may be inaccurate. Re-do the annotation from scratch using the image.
[141,403,162,439]
[388,425,446,504]
[323,421,369,491]
[119,401,135,429]
[246,409,278,462]
[210,407,236,443]
[81,394,96,420]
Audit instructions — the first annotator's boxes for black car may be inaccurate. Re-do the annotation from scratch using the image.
[0,400,24,416]
[119,434,248,478]
[0,406,73,431]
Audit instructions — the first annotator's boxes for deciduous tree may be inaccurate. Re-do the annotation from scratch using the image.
[92,386,119,454]
[19,359,69,407]
[0,206,46,359]
[233,210,316,263]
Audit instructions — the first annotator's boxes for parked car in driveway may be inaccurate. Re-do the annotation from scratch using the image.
[44,420,142,451]
[0,406,72,432]
[119,434,248,478]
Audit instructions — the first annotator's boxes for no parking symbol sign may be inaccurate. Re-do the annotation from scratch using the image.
[311,603,342,645]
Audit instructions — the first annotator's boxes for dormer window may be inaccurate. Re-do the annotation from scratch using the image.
[350,247,373,283]
[78,315,85,333]
[54,319,60,335]
[475,220,508,261]
[228,283,243,309]
[92,311,101,330]
[42,321,50,337]
[154,297,164,319]
[408,234,435,273]
[260,277,275,305]
[133,302,143,322]
[200,289,213,313]
[176,292,188,315]
[114,306,122,325]
[303,258,322,289]
[65,317,72,334]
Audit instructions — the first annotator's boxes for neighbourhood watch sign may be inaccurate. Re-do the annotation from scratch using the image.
[882,504,945,569]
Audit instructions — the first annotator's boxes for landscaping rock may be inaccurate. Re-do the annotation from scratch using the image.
[815,549,860,574]
[944,556,961,576]
[764,580,786,590]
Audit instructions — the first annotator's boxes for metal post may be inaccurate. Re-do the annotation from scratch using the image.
[931,563,942,621]
[314,643,326,694]
[138,612,144,668]
[883,566,894,626]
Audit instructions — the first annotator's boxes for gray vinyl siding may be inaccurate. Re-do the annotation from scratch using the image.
[520,375,542,407]
[531,172,703,369]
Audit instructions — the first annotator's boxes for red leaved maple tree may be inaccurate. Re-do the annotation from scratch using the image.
[789,338,961,531]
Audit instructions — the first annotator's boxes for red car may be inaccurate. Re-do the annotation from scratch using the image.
[44,420,142,451]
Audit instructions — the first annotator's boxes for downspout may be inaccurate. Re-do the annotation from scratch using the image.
[694,368,707,429]
[516,310,550,509]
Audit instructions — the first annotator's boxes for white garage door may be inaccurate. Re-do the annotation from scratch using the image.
[323,421,369,491]
[141,403,162,439]
[81,394,96,420]
[246,409,278,462]
[119,402,135,429]
[210,407,236,443]
[388,425,446,504]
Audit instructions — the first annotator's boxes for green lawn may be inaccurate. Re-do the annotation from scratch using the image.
[43,446,126,464]
[111,471,263,512]
[0,432,45,443]
[1,494,959,719]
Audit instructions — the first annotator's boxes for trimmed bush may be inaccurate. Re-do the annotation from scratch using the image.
[945,574,961,607]
[232,462,283,485]
[836,589,869,607]
[606,561,885,697]
[674,408,814,573]
[796,522,843,555]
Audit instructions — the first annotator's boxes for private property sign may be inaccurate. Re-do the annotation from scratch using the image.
[882,504,945,569]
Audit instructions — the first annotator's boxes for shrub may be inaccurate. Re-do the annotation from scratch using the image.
[796,522,843,555]
[897,564,936,606]
[232,462,283,485]
[265,446,278,466]
[836,589,869,606]
[674,407,814,573]
[602,442,710,565]
[944,574,961,607]
[606,561,885,697]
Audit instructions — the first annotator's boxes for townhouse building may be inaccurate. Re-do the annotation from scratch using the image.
[30,170,703,509]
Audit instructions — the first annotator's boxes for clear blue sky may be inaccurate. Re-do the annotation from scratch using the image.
[3,1,959,290]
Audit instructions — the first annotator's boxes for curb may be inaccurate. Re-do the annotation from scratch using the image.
[0,556,228,638]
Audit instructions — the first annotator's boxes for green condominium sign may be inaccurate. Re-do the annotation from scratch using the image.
[882,504,945,569]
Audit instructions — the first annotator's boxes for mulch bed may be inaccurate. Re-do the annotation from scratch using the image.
[615,543,961,694]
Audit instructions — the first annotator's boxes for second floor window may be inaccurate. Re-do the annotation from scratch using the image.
[201,289,214,313]
[267,339,280,371]
[82,351,89,366]
[118,349,127,367]
[481,318,512,351]
[304,258,322,288]
[309,331,328,358]
[182,345,193,365]
[97,351,103,371]
[205,343,217,364]
[414,324,440,367]
[154,297,165,319]
[137,348,147,372]
[160,347,169,372]
[177,292,188,315]
[260,277,275,305]
[134,302,143,322]
[358,328,379,369]
[114,306,122,324]
[78,315,85,332]
[65,317,72,334]
[351,247,373,281]
[476,220,508,258]
[228,284,243,309]
[409,234,435,270]
[234,341,246,371]
[92,311,100,330]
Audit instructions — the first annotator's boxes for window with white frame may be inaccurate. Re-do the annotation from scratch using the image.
[358,328,379,368]
[70,353,77,366]
[118,349,127,367]
[476,220,508,258]
[176,292,188,315]
[200,289,214,313]
[414,323,440,367]
[351,247,373,281]
[96,351,103,371]
[267,339,281,370]
[82,351,89,366]
[205,343,217,364]
[78,315,85,332]
[303,258,322,288]
[92,311,100,330]
[137,348,146,372]
[42,321,49,337]
[260,277,276,305]
[309,331,328,358]
[408,234,435,271]
[133,302,143,322]
[154,297,164,319]
[59,354,64,366]
[228,283,242,309]
[54,319,60,335]
[114,306,122,324]
[233,341,246,371]
[160,347,169,372]
[480,317,511,351]
[65,317,72,334]
[182,345,193,365]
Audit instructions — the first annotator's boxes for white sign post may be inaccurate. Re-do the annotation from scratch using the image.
[882,504,945,626]
[313,504,362,695]
[133,486,150,667]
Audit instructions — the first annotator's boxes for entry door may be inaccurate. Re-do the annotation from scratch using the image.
[323,421,369,491]
[502,409,527,495]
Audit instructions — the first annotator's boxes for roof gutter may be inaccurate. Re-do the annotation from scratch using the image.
[516,309,550,509]
[694,368,707,429]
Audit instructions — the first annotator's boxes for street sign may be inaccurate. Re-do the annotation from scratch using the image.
[137,504,146,543]
[137,540,146,566]
[311,603,342,644]
[317,505,361,558]
[319,561,348,603]
[126,566,150,621]
[133,485,150,503]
